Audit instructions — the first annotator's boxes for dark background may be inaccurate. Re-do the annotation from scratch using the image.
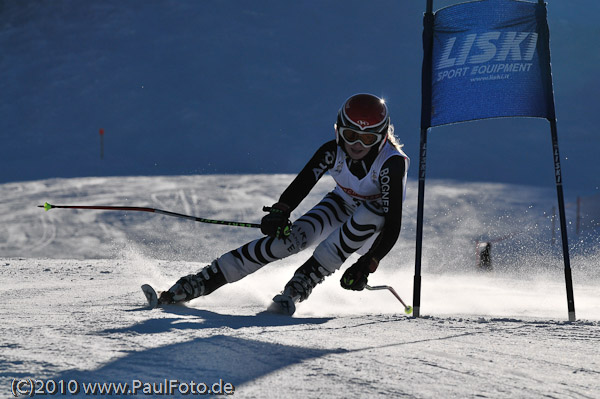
[1,0,598,198]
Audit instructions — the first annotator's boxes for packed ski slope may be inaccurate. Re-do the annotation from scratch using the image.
[1,175,599,398]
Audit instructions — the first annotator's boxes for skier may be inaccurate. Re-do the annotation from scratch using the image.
[157,93,409,315]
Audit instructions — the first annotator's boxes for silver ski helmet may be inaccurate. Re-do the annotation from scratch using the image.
[335,93,390,151]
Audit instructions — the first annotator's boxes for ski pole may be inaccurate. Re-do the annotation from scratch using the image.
[38,202,261,229]
[366,284,413,314]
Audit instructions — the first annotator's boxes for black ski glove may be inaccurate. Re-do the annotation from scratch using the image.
[340,255,379,291]
[261,202,292,239]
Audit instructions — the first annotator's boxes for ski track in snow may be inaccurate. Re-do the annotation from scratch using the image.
[1,175,599,398]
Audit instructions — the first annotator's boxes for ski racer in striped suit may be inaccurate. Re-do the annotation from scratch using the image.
[159,93,409,315]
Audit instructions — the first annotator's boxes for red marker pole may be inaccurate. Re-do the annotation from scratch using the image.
[99,129,104,160]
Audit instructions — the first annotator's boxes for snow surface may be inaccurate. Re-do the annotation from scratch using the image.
[1,175,599,398]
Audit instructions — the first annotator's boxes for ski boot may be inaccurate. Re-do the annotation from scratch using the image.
[269,257,331,315]
[158,261,227,305]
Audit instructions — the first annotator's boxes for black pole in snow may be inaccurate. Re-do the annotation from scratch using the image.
[413,130,427,318]
[537,0,576,321]
[414,0,435,318]
[550,120,576,321]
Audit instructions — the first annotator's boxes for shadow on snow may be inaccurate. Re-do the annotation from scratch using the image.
[49,307,341,396]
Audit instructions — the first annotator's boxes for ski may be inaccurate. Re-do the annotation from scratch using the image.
[267,293,300,316]
[143,284,303,314]
[141,284,159,308]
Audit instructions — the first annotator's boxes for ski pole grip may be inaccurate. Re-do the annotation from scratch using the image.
[263,203,291,214]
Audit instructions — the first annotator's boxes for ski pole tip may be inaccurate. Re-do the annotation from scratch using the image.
[38,202,53,211]
[405,305,413,315]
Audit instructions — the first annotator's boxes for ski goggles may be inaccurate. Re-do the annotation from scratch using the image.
[339,126,384,148]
